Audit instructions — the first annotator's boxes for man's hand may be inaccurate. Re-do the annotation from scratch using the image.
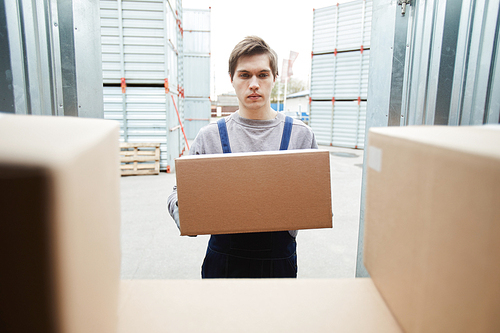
[172,202,197,237]
[172,203,180,230]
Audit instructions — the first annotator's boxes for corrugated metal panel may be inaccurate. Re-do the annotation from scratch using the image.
[358,0,500,278]
[311,50,370,100]
[103,86,183,170]
[312,0,372,54]
[402,0,500,125]
[335,50,370,99]
[312,6,336,54]
[174,0,185,172]
[183,8,210,30]
[311,0,371,149]
[100,0,185,172]
[184,31,211,55]
[183,8,210,55]
[310,101,332,145]
[100,0,179,85]
[310,0,372,148]
[5,0,102,117]
[184,56,210,97]
[184,98,211,140]
[310,54,335,100]
[310,100,366,149]
[336,0,372,51]
[331,101,366,149]
[182,8,211,140]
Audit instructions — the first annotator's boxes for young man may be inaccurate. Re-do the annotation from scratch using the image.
[167,36,317,278]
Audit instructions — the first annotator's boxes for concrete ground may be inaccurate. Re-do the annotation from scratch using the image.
[120,144,364,279]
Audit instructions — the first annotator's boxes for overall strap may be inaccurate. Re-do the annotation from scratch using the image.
[217,118,232,153]
[279,116,294,151]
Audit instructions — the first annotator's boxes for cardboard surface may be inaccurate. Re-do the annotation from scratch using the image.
[0,115,121,333]
[364,125,500,332]
[175,149,333,236]
[118,279,402,333]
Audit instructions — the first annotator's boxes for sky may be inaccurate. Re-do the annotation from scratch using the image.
[182,0,354,99]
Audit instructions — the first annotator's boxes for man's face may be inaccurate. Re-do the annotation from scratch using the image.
[231,53,275,113]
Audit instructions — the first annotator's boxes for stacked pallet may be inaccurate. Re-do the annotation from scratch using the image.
[120,143,160,176]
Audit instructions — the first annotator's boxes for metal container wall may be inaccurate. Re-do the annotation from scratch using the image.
[183,8,210,54]
[3,0,103,118]
[357,0,500,278]
[310,0,372,148]
[103,86,182,170]
[184,56,210,98]
[310,100,366,149]
[183,97,212,139]
[100,0,186,172]
[403,0,500,126]
[182,8,211,140]
[100,0,179,86]
[311,50,370,100]
[312,0,373,54]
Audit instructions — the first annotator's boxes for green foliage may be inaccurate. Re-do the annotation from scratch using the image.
[271,78,308,103]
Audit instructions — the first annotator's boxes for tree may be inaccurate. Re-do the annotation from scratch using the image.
[271,78,308,103]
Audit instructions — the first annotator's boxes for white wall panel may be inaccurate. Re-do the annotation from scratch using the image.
[311,0,371,149]
[100,0,185,171]
[182,8,211,139]
[310,100,366,149]
[312,0,372,54]
[311,50,370,100]
[103,86,184,170]
[100,0,178,85]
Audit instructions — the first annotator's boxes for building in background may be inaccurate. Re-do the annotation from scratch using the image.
[284,90,310,123]
[211,92,238,118]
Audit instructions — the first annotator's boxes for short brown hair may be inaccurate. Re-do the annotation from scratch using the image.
[228,36,278,80]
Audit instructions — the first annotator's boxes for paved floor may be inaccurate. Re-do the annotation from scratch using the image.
[120,145,364,279]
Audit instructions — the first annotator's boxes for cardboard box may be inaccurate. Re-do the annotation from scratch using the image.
[0,115,121,333]
[364,125,500,332]
[175,149,333,236]
[117,279,402,333]
[8,118,499,332]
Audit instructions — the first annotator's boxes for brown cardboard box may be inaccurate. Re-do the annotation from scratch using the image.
[118,279,402,333]
[0,115,121,333]
[175,149,333,236]
[9,116,500,332]
[364,125,500,332]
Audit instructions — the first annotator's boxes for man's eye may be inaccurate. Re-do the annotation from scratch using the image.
[240,73,249,78]
[259,73,269,78]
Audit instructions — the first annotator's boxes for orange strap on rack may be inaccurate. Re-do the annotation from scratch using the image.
[177,85,184,98]
[121,78,126,93]
[164,79,169,93]
[171,94,190,150]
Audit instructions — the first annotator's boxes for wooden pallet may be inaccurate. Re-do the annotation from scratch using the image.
[120,143,160,176]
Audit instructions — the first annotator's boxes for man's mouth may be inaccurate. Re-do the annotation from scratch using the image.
[248,93,261,100]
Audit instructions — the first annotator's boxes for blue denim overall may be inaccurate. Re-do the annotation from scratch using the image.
[201,116,297,278]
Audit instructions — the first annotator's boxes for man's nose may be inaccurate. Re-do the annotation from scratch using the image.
[249,75,259,89]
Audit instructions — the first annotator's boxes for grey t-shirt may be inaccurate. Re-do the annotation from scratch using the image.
[167,111,318,235]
